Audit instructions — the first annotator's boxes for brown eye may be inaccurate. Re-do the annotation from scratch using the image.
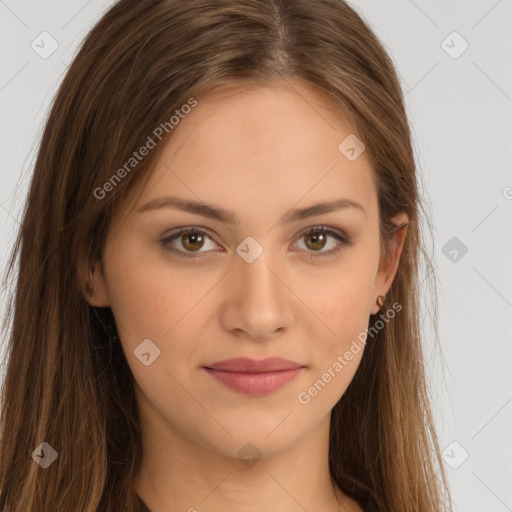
[160,228,219,258]
[181,232,205,252]
[160,225,352,260]
[293,226,353,258]
[304,231,328,251]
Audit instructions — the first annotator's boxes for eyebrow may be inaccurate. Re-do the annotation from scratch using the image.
[137,195,366,223]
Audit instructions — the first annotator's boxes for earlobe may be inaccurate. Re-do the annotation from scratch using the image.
[78,259,110,308]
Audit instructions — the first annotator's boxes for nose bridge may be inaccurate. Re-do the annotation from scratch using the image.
[225,238,293,337]
[236,240,284,306]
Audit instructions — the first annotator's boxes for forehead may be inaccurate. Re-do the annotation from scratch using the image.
[133,80,378,223]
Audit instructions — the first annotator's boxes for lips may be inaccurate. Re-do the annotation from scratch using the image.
[204,357,303,373]
[203,357,305,395]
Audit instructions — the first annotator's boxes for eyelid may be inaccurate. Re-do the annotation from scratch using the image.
[159,224,352,259]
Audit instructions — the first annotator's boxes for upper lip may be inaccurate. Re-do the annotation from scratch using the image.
[204,357,304,373]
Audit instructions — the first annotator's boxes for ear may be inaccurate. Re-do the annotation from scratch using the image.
[370,211,409,315]
[78,258,111,308]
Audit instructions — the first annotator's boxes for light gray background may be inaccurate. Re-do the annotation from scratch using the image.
[1,1,511,511]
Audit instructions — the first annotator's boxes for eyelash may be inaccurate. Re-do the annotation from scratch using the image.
[159,225,353,259]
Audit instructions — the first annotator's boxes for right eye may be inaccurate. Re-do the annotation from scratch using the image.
[160,227,221,258]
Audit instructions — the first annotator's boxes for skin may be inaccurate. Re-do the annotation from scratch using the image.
[85,79,408,512]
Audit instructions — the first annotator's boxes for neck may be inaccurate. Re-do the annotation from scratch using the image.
[132,399,359,512]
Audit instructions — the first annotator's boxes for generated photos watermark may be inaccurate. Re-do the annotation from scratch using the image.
[297,301,402,405]
[93,98,198,200]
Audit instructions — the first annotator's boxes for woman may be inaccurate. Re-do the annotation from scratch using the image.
[0,0,451,511]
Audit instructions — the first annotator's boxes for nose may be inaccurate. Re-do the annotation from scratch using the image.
[219,248,295,341]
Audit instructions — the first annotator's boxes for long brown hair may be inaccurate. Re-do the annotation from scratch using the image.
[0,0,451,510]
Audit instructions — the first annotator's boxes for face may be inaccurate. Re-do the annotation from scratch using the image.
[86,80,407,460]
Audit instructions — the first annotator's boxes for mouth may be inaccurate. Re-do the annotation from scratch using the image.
[203,357,305,396]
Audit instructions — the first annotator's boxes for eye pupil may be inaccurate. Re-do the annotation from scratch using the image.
[182,232,204,251]
[305,232,326,251]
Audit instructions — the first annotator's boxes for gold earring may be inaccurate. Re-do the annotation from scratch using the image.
[376,295,385,307]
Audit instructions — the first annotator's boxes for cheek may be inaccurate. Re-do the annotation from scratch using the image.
[313,252,376,317]
[109,272,189,347]
[103,240,183,343]
[105,246,218,380]
[303,249,378,362]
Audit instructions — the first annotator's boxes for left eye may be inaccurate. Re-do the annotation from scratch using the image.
[160,225,352,259]
[293,226,352,258]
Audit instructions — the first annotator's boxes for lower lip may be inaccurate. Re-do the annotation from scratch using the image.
[204,368,303,395]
